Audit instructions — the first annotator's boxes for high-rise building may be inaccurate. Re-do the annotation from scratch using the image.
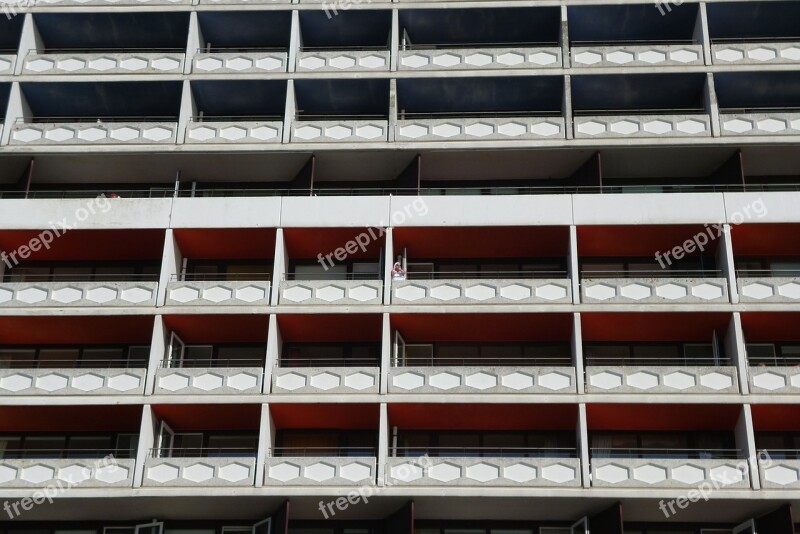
[0,0,800,532]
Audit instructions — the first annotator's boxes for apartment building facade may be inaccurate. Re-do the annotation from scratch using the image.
[1,0,800,532]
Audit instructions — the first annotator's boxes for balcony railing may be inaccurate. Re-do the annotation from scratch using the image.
[711,40,800,65]
[143,453,257,486]
[271,446,376,458]
[0,278,159,307]
[591,451,749,489]
[280,277,383,305]
[574,111,711,139]
[737,270,800,303]
[571,42,703,67]
[399,43,561,71]
[386,455,581,487]
[166,275,271,305]
[297,48,390,72]
[585,363,738,394]
[581,270,729,303]
[389,365,576,393]
[759,451,800,489]
[23,49,185,75]
[193,48,288,73]
[748,364,800,393]
[186,116,284,144]
[154,363,263,394]
[720,108,800,137]
[272,365,380,393]
[151,447,257,458]
[392,272,571,304]
[0,366,147,395]
[11,117,179,145]
[0,358,148,369]
[0,448,134,460]
[0,456,136,488]
[292,114,389,143]
[265,455,377,485]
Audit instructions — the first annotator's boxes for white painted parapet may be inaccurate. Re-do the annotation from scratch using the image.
[0,368,146,396]
[291,120,389,143]
[193,52,288,73]
[388,367,575,394]
[574,114,711,138]
[297,50,390,72]
[398,47,561,70]
[581,277,729,303]
[386,457,581,487]
[748,367,800,393]
[396,117,565,142]
[265,456,376,486]
[154,367,263,394]
[720,113,800,136]
[591,458,749,489]
[185,121,283,144]
[585,366,739,394]
[712,42,800,65]
[143,457,256,486]
[272,367,380,394]
[10,122,178,145]
[392,278,571,304]
[22,53,184,75]
[279,280,383,305]
[0,458,135,488]
[166,280,271,305]
[571,44,704,67]
[0,281,157,307]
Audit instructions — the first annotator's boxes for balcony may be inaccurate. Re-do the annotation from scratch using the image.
[23,51,184,75]
[733,224,800,303]
[0,279,157,307]
[389,314,576,394]
[398,8,561,72]
[144,453,256,487]
[717,72,800,137]
[708,2,800,65]
[292,80,390,143]
[0,19,21,74]
[154,315,267,395]
[569,4,703,68]
[396,77,565,142]
[754,410,800,488]
[0,316,153,396]
[281,276,383,305]
[742,313,800,393]
[392,275,570,305]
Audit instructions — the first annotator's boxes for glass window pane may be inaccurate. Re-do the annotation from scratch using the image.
[81,348,125,368]
[217,346,265,366]
[52,267,93,281]
[24,436,66,457]
[352,262,379,280]
[632,345,680,365]
[68,436,112,457]
[184,346,214,367]
[684,344,715,364]
[226,264,269,281]
[7,267,50,281]
[294,264,346,280]
[437,344,478,365]
[584,345,630,365]
[405,344,433,366]
[207,435,258,456]
[116,434,139,459]
[0,437,22,457]
[128,346,151,367]
[747,344,777,365]
[0,349,36,368]
[94,266,135,280]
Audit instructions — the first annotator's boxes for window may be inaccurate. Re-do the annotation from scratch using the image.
[38,348,80,367]
[747,344,776,365]
[0,349,36,368]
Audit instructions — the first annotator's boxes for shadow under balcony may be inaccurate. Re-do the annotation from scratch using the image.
[396,77,565,142]
[708,1,800,66]
[23,13,188,76]
[11,82,182,146]
[398,8,561,71]
[568,4,703,68]
[572,73,711,139]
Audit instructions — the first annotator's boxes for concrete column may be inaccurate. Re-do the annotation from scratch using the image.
[560,5,570,69]
[388,78,397,142]
[255,404,272,487]
[563,75,574,140]
[184,12,202,75]
[380,313,390,394]
[383,227,393,303]
[390,9,399,71]
[718,223,738,303]
[145,316,168,395]
[271,228,288,305]
[288,11,301,72]
[736,404,759,490]
[578,403,590,488]
[176,80,195,145]
[16,14,42,75]
[157,229,181,306]
[572,313,585,395]
[2,82,31,146]
[378,403,389,485]
[729,312,749,394]
[282,81,296,144]
[705,72,721,138]
[264,314,281,394]
[696,3,712,66]
[568,224,580,303]
[133,405,156,488]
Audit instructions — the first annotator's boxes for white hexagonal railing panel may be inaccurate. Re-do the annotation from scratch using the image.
[281,280,382,304]
[194,52,287,73]
[586,367,738,394]
[575,115,710,139]
[10,122,177,145]
[293,120,387,143]
[265,457,376,486]
[592,458,748,488]
[738,277,800,303]
[385,457,579,487]
[392,279,570,304]
[24,53,184,75]
[398,47,561,71]
[573,45,702,67]
[0,369,145,396]
[155,368,263,395]
[273,368,379,394]
[0,459,135,488]
[297,51,389,72]
[396,117,565,142]
[144,458,255,486]
[388,367,574,394]
[749,367,800,394]
[167,281,271,305]
[720,113,800,136]
[712,42,800,65]
[582,278,728,303]
[761,461,800,488]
